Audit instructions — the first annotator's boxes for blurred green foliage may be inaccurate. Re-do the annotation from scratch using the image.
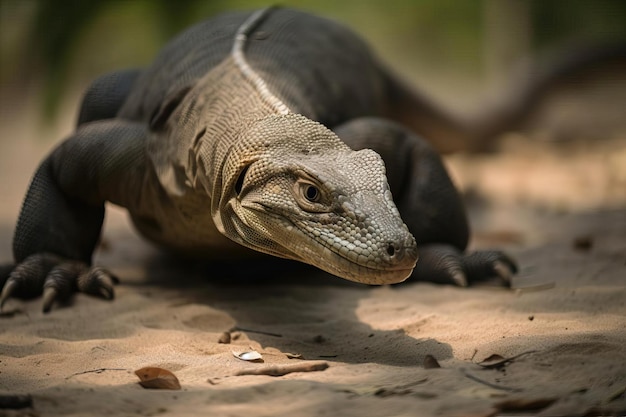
[1,0,625,121]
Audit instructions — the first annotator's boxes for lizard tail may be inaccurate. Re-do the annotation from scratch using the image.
[384,42,626,153]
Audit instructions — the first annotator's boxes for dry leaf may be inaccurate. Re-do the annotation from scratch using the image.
[218,332,231,344]
[476,350,537,369]
[135,367,181,390]
[423,354,441,369]
[495,397,557,412]
[478,354,506,368]
[572,235,593,251]
[477,350,537,369]
[232,350,263,362]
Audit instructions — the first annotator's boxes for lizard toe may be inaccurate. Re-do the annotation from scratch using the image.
[42,264,118,313]
[462,250,518,286]
[0,253,61,310]
[77,267,118,300]
[411,244,468,286]
[0,253,118,313]
[409,245,518,287]
[42,262,89,313]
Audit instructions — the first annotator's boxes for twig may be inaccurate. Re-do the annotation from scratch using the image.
[66,368,127,379]
[476,350,538,368]
[235,361,328,377]
[462,369,519,392]
[231,326,283,337]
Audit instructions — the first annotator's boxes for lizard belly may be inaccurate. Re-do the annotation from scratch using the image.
[129,190,254,259]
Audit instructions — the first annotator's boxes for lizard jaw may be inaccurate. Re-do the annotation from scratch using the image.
[234,206,418,285]
[290,222,418,285]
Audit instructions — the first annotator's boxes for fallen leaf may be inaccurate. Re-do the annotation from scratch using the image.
[495,397,557,412]
[478,354,506,368]
[572,235,593,251]
[476,350,537,369]
[232,350,263,362]
[423,354,441,369]
[218,332,231,344]
[135,367,181,390]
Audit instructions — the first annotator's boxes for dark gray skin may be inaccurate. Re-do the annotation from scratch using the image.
[0,7,517,312]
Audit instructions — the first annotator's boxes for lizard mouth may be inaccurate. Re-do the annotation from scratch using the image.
[276,220,416,285]
[293,237,416,285]
[239,203,417,285]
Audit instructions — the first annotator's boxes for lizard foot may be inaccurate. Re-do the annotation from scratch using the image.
[411,244,517,287]
[0,253,118,313]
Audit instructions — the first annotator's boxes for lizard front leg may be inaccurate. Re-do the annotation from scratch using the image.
[334,117,517,286]
[77,68,142,126]
[1,120,148,312]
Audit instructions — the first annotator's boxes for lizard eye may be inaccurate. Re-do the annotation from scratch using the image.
[304,184,320,202]
[293,178,328,212]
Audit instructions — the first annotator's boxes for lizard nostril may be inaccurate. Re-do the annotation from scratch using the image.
[386,244,396,257]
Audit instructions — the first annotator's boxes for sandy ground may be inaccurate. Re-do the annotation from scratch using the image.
[0,98,625,417]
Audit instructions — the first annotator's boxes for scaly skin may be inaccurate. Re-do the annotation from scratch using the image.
[1,7,517,312]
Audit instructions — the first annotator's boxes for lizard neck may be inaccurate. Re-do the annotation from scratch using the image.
[182,56,290,192]
[231,6,290,115]
[153,7,293,198]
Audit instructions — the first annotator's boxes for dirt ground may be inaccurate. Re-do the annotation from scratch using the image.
[0,85,625,417]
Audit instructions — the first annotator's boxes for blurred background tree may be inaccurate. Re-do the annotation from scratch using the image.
[1,0,625,125]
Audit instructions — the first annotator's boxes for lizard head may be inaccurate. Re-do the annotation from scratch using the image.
[215,114,418,284]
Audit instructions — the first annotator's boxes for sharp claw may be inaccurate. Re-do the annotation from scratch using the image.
[98,286,114,300]
[451,270,468,287]
[42,286,58,313]
[95,273,115,300]
[492,260,513,284]
[0,279,18,310]
[78,268,116,300]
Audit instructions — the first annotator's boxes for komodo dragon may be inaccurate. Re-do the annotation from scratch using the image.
[0,6,519,312]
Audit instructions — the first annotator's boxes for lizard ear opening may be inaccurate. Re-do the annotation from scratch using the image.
[149,85,192,130]
[235,164,251,196]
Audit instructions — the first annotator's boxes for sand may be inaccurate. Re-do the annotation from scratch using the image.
[1,106,625,417]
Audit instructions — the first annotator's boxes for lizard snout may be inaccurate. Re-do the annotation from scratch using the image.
[382,235,418,271]
[385,238,418,263]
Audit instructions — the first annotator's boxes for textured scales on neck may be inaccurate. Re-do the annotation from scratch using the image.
[231,7,290,115]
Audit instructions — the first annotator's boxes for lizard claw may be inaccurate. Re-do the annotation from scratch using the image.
[492,259,515,284]
[77,267,118,300]
[0,253,118,313]
[450,270,468,287]
[410,245,517,286]
[411,244,469,286]
[462,250,518,286]
[0,279,18,311]
[42,287,60,313]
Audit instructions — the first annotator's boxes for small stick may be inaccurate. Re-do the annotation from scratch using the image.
[235,361,329,377]
[231,327,283,337]
[66,368,127,379]
[462,369,519,392]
